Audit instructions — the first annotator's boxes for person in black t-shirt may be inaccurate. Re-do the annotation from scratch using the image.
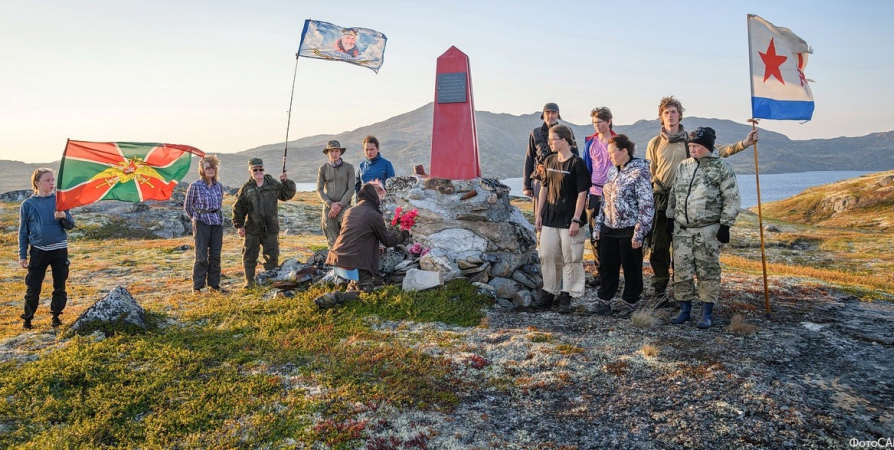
[531,124,590,314]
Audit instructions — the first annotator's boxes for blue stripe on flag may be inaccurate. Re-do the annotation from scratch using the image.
[752,97,814,121]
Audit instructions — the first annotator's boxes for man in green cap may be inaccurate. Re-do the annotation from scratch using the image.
[232,158,297,289]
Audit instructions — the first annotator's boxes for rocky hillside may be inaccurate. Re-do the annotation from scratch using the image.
[758,170,894,230]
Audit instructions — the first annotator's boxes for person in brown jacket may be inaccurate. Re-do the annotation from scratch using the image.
[316,182,409,308]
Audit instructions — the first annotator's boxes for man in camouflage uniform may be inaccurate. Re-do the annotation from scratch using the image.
[232,158,297,289]
[665,127,740,329]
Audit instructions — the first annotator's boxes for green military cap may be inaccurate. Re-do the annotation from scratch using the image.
[248,158,264,167]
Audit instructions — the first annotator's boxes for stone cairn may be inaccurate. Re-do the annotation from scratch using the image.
[257,176,544,304]
[380,176,542,301]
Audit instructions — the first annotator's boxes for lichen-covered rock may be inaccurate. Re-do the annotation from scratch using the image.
[68,286,147,334]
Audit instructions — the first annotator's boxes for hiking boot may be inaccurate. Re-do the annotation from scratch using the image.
[610,298,636,318]
[23,318,33,330]
[51,316,62,328]
[209,286,229,294]
[556,292,572,314]
[696,302,715,329]
[530,291,555,311]
[313,291,360,309]
[583,302,613,316]
[670,301,692,324]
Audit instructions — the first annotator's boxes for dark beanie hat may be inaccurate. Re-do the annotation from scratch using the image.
[689,127,716,151]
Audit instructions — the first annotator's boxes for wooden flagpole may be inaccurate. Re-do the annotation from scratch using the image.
[283,55,301,174]
[747,118,772,315]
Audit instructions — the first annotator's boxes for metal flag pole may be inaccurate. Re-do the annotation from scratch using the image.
[283,55,300,174]
[747,118,772,315]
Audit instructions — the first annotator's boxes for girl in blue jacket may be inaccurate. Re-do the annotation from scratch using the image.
[18,168,74,329]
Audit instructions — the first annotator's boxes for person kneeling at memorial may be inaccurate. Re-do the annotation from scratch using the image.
[315,182,409,309]
[666,127,741,329]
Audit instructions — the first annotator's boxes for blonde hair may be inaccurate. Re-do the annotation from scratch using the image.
[198,155,220,183]
[658,96,684,126]
[31,168,54,194]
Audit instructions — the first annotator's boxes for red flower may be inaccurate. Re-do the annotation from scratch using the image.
[390,207,402,227]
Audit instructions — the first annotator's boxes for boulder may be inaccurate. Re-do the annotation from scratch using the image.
[68,286,147,333]
[0,190,31,203]
[488,277,523,300]
[402,269,443,291]
[511,270,541,290]
[512,290,534,308]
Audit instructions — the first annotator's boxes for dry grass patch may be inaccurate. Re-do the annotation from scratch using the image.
[630,307,660,328]
[640,344,660,358]
[722,254,894,296]
[728,314,758,334]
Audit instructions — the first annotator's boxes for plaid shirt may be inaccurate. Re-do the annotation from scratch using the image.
[184,179,224,226]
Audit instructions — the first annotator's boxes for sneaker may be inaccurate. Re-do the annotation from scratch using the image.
[583,302,613,316]
[51,316,62,328]
[610,299,636,318]
[23,319,33,330]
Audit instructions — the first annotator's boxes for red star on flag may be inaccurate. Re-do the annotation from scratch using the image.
[759,38,788,84]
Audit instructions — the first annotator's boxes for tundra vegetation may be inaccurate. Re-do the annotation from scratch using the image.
[0,172,892,448]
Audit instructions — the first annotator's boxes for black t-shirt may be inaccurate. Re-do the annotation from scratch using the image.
[540,153,590,228]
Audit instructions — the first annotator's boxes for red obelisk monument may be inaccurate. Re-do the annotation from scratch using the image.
[429,46,481,180]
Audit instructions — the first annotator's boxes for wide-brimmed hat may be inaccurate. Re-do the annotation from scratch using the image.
[540,102,562,120]
[323,140,346,154]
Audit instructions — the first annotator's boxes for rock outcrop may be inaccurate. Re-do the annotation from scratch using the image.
[68,286,148,334]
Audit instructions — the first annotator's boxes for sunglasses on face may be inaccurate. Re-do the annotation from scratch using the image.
[252,168,264,173]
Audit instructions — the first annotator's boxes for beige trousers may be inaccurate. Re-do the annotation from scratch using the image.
[539,225,587,298]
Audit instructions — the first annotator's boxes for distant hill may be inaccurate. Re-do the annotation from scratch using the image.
[759,170,894,230]
[3,103,894,193]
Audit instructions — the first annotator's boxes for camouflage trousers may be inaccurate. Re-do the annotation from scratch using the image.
[672,222,722,304]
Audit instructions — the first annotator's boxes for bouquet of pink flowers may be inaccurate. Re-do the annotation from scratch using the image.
[390,207,419,231]
[407,242,430,257]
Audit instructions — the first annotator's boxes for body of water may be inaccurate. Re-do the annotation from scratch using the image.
[295,171,874,209]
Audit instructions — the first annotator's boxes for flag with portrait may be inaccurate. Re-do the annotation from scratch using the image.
[296,19,388,73]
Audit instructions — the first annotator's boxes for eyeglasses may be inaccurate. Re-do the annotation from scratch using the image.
[252,168,264,173]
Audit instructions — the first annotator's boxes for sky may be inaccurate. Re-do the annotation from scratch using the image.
[2,0,893,164]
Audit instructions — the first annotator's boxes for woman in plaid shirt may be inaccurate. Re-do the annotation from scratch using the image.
[184,155,225,293]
